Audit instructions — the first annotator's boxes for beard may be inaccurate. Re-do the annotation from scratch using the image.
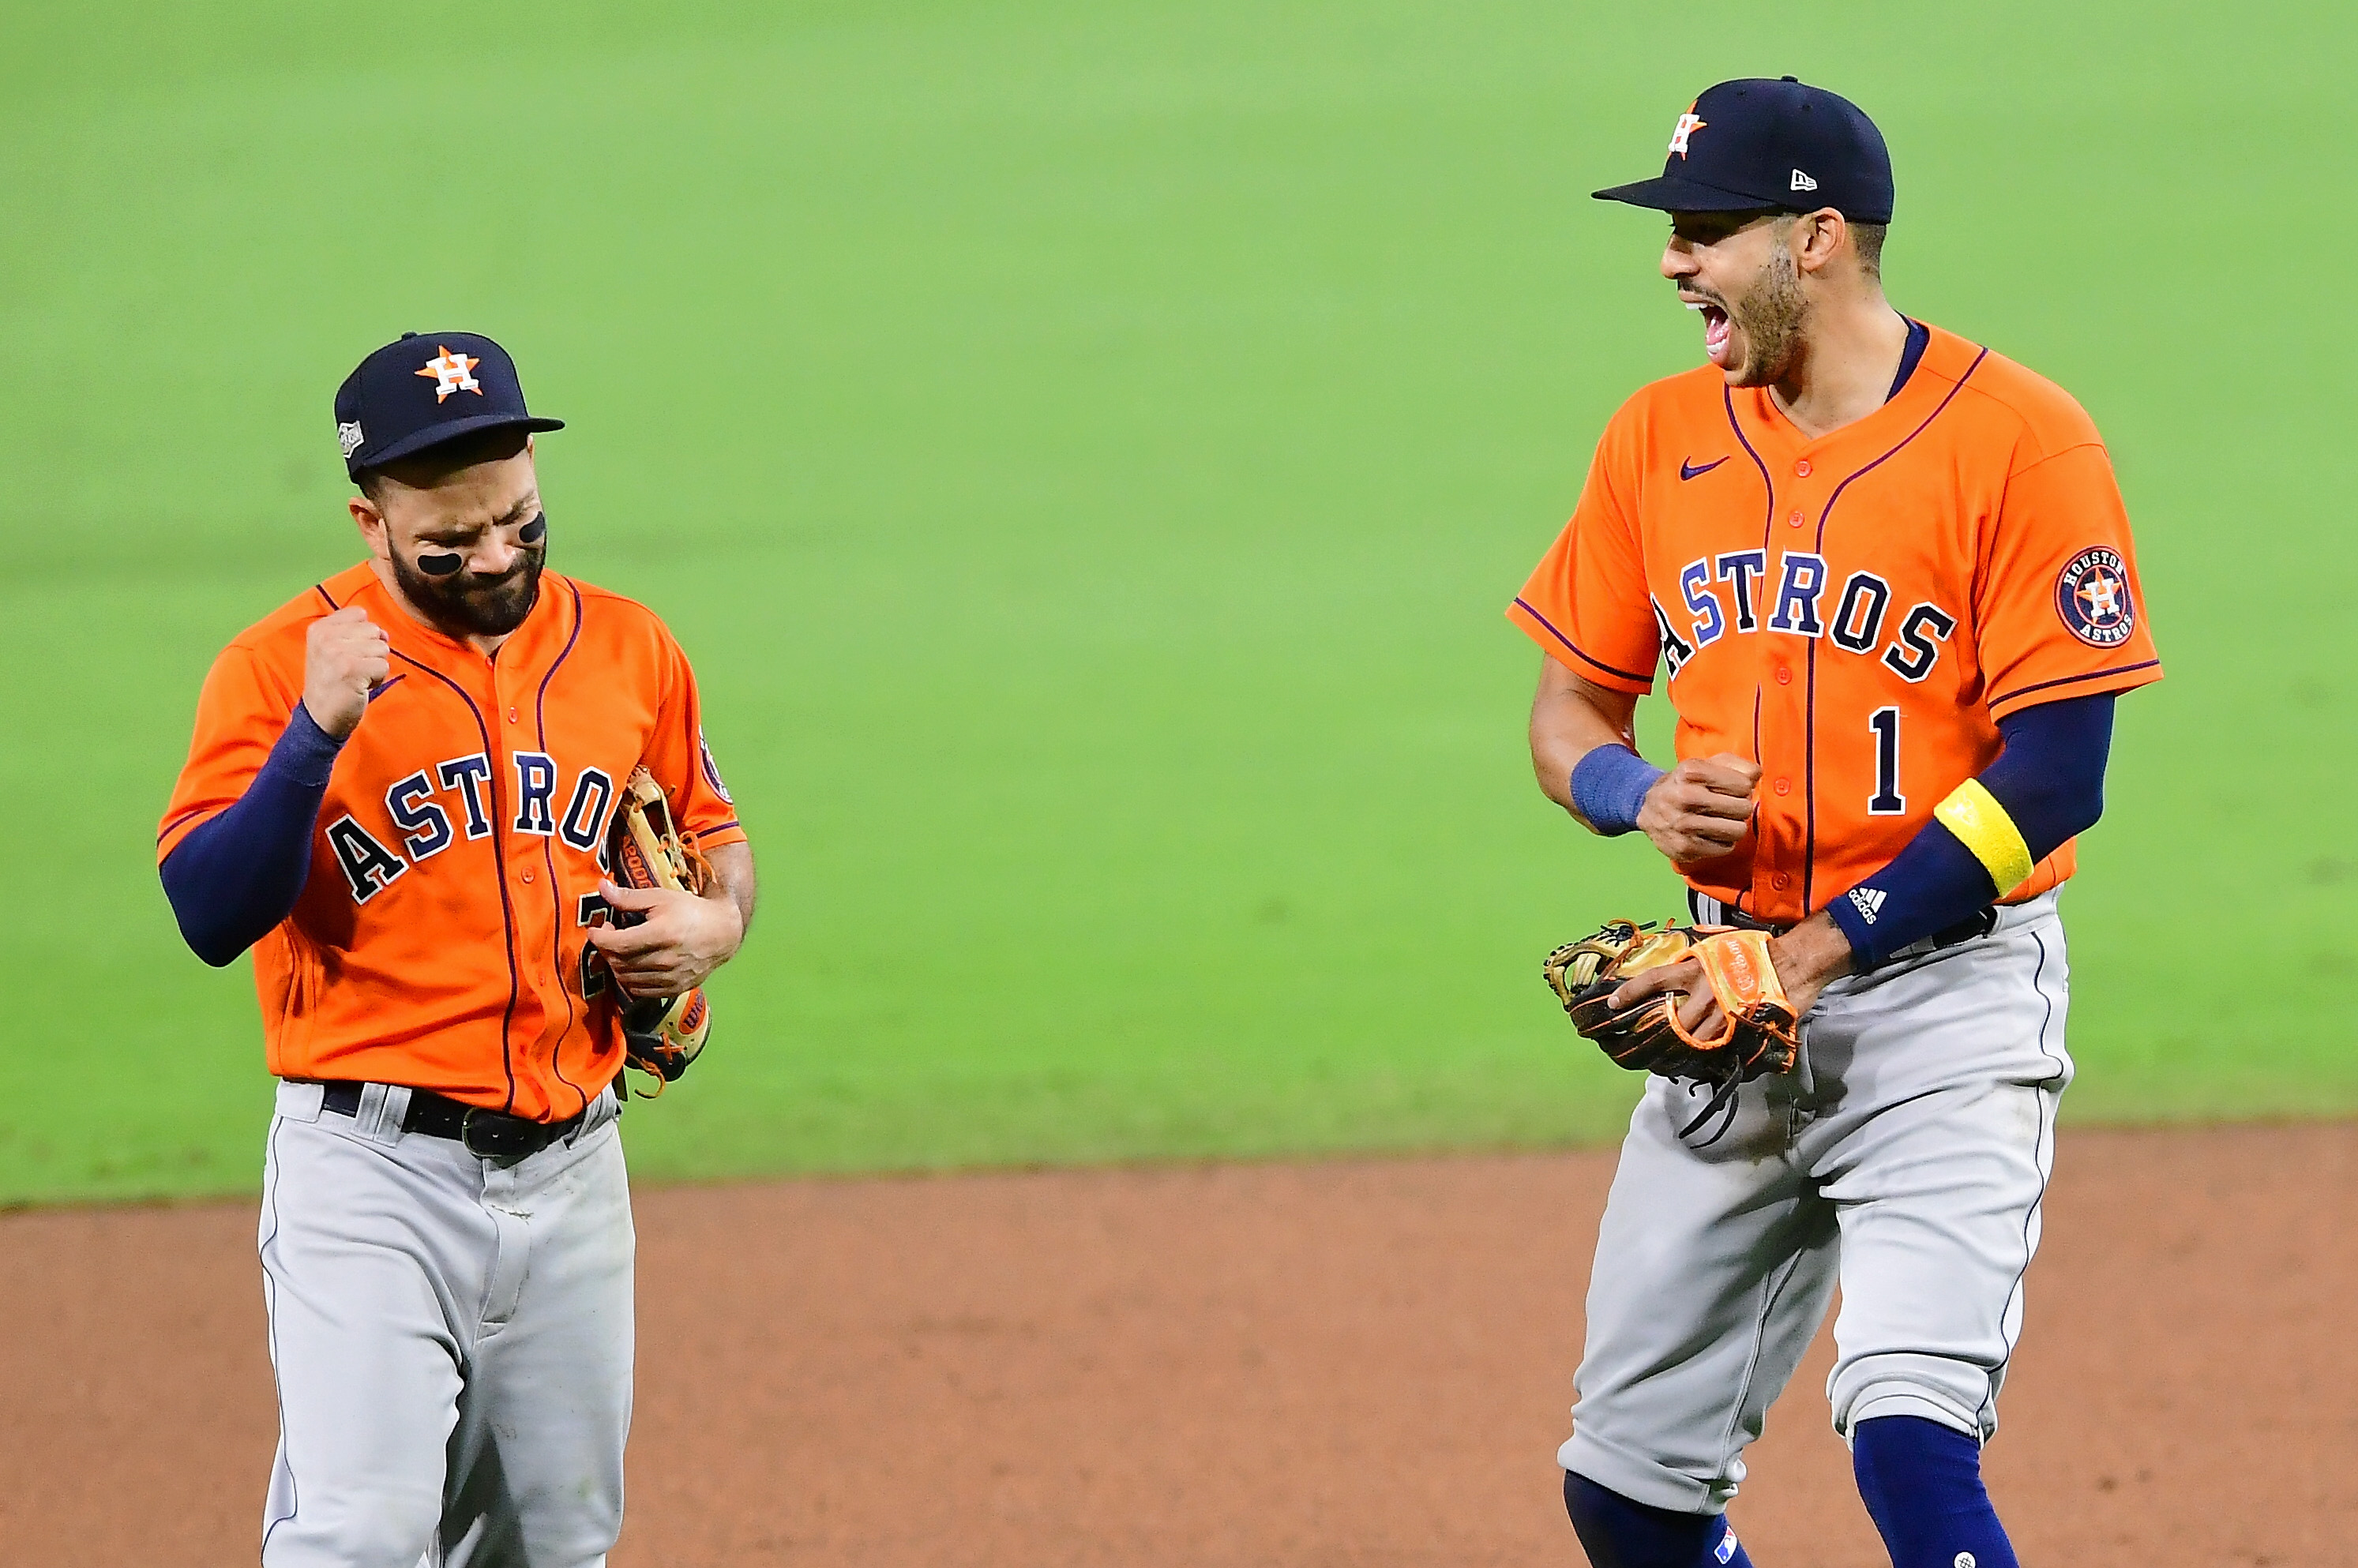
[391,540,546,638]
[1725,243,1809,387]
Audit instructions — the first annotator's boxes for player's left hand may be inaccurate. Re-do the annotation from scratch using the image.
[1608,954,1723,1037]
[587,879,745,998]
[1609,913,1854,1036]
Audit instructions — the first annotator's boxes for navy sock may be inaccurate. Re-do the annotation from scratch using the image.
[1851,1416,2019,1568]
[1563,1471,1755,1568]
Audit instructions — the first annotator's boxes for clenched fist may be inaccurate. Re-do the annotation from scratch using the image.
[302,606,391,739]
[1637,752,1761,865]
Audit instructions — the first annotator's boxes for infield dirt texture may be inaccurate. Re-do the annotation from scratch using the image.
[7,1124,2354,1565]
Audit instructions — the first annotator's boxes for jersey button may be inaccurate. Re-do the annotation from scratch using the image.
[1773,778,1791,796]
[1774,666,1793,685]
[521,868,535,884]
[1794,459,1812,478]
[1787,508,1804,528]
[507,707,520,723]
[1772,872,1792,891]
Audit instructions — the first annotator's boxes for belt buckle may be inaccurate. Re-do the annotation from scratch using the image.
[460,1107,532,1160]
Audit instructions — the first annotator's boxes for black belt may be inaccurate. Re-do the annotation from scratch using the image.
[319,1081,614,1160]
[1689,892,1999,955]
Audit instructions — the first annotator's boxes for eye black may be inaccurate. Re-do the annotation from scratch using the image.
[518,514,546,545]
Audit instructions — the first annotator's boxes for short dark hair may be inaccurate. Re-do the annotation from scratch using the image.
[1760,210,1887,278]
[1851,221,1887,277]
[355,426,531,504]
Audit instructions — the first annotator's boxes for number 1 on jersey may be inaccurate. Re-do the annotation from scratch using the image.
[1868,707,1906,815]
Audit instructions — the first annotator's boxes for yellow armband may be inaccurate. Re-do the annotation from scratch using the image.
[1933,778,2033,895]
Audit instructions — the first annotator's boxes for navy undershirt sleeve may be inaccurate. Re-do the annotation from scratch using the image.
[1826,692,2114,966]
[160,703,346,966]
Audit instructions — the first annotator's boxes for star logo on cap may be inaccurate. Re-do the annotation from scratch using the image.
[415,346,483,403]
[1669,104,1707,159]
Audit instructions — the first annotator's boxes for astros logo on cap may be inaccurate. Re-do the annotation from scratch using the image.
[1669,103,1707,159]
[415,346,483,403]
[2056,546,2135,647]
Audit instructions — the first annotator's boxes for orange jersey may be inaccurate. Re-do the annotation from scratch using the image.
[1510,323,2161,925]
[159,562,747,1120]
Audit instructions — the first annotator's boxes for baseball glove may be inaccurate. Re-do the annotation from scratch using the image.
[1542,918,1800,1142]
[602,766,715,1093]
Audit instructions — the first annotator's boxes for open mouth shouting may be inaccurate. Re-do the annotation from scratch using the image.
[1683,293,1733,367]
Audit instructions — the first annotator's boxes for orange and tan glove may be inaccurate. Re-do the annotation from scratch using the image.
[1542,919,1800,1138]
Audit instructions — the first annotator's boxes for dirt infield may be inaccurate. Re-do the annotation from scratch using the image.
[3,1121,2349,1566]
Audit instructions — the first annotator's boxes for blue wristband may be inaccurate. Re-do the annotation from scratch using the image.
[1569,745,1664,837]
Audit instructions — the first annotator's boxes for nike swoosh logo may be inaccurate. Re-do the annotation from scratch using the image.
[1680,456,1730,481]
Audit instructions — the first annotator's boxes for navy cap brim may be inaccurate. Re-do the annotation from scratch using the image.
[355,411,565,476]
[1592,174,1794,212]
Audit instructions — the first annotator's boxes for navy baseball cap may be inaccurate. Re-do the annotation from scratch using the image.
[334,331,564,481]
[1594,77,1894,224]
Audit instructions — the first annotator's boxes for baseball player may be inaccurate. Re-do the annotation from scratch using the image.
[157,332,754,1567]
[1510,80,2160,1568]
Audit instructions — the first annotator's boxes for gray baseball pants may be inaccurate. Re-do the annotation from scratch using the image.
[1560,891,2072,1514]
[257,1079,635,1567]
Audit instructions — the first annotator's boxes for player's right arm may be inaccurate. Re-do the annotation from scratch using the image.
[1511,392,1758,867]
[1529,655,1761,864]
[158,609,389,966]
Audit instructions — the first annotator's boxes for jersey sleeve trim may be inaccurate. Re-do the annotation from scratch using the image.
[158,802,218,847]
[1987,658,2161,720]
[1508,597,1656,691]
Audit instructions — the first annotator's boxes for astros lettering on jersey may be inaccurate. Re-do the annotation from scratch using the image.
[158,562,745,1120]
[1510,323,2161,924]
